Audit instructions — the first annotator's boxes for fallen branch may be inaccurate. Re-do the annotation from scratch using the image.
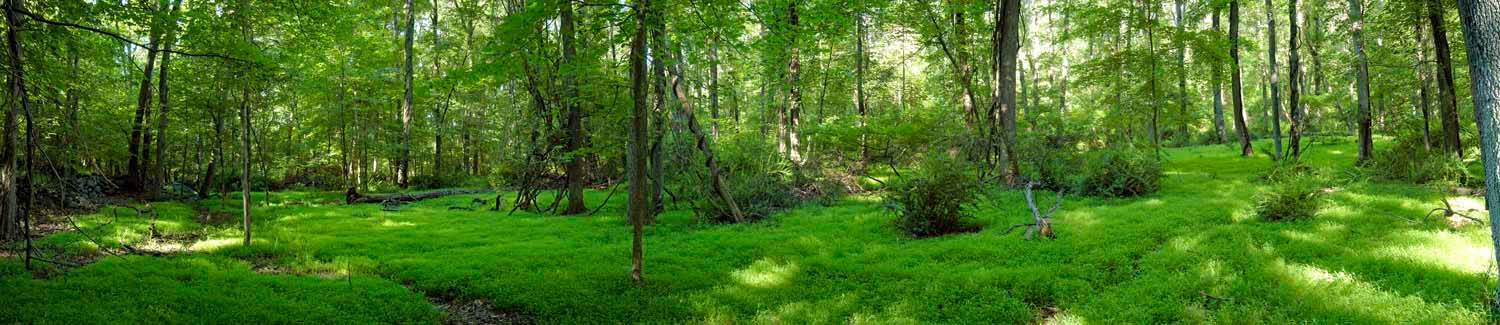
[345,188,491,205]
[1006,182,1065,240]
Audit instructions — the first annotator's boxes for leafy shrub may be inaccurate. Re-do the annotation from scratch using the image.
[1255,162,1329,221]
[696,134,798,223]
[883,156,984,238]
[1364,136,1474,185]
[1076,149,1161,198]
[1014,136,1085,191]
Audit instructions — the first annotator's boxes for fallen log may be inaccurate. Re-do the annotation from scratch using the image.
[345,188,492,205]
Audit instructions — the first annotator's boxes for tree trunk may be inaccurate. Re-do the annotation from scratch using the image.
[1266,0,1282,159]
[1352,0,1373,162]
[993,0,1021,183]
[627,0,651,283]
[2,0,28,242]
[560,0,587,214]
[1232,0,1253,156]
[151,0,182,198]
[665,47,744,223]
[1288,0,1303,158]
[398,0,415,187]
[1417,9,1434,151]
[786,2,804,170]
[855,6,869,169]
[1212,7,1226,143]
[1453,0,1500,304]
[1176,0,1190,145]
[1431,0,1463,157]
[128,10,163,192]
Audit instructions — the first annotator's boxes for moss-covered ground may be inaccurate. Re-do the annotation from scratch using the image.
[2,139,1495,323]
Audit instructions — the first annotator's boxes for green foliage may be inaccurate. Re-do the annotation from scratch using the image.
[1076,149,1162,198]
[1255,162,1330,222]
[883,155,983,238]
[1364,136,1475,186]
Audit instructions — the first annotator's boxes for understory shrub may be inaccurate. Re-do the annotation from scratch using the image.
[883,156,983,238]
[696,134,798,223]
[1076,149,1161,197]
[1364,135,1475,186]
[1013,136,1084,191]
[1255,161,1329,221]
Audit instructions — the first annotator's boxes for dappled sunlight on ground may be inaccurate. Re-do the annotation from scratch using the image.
[5,138,1497,323]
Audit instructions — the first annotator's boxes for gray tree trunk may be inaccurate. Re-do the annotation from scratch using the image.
[1232,0,1253,156]
[561,0,587,214]
[1352,0,1373,162]
[1454,0,1500,303]
[628,0,651,283]
[1431,0,1464,157]
[398,0,415,187]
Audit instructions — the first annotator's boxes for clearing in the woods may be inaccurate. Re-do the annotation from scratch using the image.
[2,139,1494,323]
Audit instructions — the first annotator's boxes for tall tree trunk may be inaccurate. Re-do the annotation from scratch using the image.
[1266,0,1282,159]
[786,2,804,170]
[432,0,444,181]
[1232,0,1253,156]
[1176,0,1190,144]
[560,0,586,214]
[992,0,1021,183]
[1212,7,1227,143]
[1288,0,1302,158]
[1415,11,1434,151]
[855,6,870,169]
[151,0,182,198]
[1452,0,1500,304]
[128,9,163,192]
[627,0,651,283]
[1431,0,1463,157]
[1145,0,1161,153]
[2,0,28,242]
[1352,0,1373,162]
[709,35,721,137]
[398,0,415,187]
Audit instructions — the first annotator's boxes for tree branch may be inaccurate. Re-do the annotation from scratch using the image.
[4,7,252,64]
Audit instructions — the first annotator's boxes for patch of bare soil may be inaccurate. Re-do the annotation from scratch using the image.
[430,298,534,325]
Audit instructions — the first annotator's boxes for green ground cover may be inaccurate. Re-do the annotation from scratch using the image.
[2,139,1495,323]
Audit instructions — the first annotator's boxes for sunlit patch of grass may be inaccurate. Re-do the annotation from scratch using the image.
[3,138,1496,323]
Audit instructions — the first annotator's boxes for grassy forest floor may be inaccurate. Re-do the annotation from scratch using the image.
[2,138,1497,323]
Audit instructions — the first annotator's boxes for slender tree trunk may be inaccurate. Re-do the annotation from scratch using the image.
[993,0,1021,183]
[432,0,445,181]
[1431,0,1463,157]
[398,0,415,187]
[1352,0,1373,162]
[1265,0,1282,159]
[1289,0,1303,158]
[128,12,163,192]
[1452,0,1500,304]
[151,0,181,198]
[1212,8,1227,143]
[627,0,651,283]
[1417,12,1434,151]
[786,2,804,170]
[1232,0,1253,156]
[561,0,587,214]
[1176,0,1190,144]
[855,6,870,169]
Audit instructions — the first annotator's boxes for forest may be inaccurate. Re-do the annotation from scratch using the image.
[4,0,1500,323]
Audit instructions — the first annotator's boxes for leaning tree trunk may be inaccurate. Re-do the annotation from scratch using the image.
[665,48,745,223]
[1455,0,1500,304]
[1232,0,1253,156]
[1431,0,1464,158]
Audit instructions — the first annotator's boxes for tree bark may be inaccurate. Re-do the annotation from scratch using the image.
[1453,0,1500,304]
[1288,0,1302,158]
[560,0,587,214]
[1431,0,1464,157]
[1352,0,1373,162]
[1176,0,1190,145]
[1266,0,1282,159]
[2,0,28,242]
[665,46,744,223]
[151,0,182,198]
[1212,7,1227,143]
[128,5,164,192]
[628,0,651,283]
[398,0,415,187]
[992,0,1021,183]
[1232,0,1253,156]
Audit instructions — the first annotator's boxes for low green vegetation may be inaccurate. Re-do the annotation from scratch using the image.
[3,139,1495,323]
